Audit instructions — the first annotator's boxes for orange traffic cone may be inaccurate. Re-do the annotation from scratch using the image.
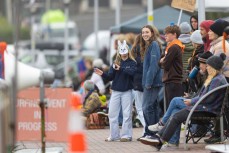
[68,92,87,153]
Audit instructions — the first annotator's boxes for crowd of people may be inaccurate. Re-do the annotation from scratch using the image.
[76,15,229,151]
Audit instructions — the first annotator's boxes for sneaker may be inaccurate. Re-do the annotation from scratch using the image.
[139,135,162,150]
[204,136,224,144]
[120,137,132,142]
[160,142,179,151]
[105,137,120,142]
[137,136,145,141]
[148,122,164,132]
[97,112,108,116]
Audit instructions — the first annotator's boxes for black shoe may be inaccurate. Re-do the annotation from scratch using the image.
[139,135,163,150]
[204,135,222,144]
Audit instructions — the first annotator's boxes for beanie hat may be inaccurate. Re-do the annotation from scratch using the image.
[179,22,192,34]
[84,80,95,91]
[210,19,229,36]
[206,53,226,70]
[200,20,214,33]
[93,58,104,68]
[190,30,203,44]
[198,51,213,63]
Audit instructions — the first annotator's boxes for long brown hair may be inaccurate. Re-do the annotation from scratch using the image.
[131,34,143,61]
[140,25,162,59]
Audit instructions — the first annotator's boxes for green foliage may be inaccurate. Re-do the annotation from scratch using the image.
[206,12,229,20]
[0,16,30,43]
[0,16,13,43]
[20,26,30,41]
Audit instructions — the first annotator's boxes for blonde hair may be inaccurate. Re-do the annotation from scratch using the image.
[204,65,218,87]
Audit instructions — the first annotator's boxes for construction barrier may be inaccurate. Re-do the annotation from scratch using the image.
[68,92,87,152]
[16,88,72,142]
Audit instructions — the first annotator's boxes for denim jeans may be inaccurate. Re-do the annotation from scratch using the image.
[142,87,161,136]
[133,90,145,135]
[161,97,187,145]
[108,90,133,139]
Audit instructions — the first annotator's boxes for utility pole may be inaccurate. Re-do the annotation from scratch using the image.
[198,0,205,27]
[6,0,13,24]
[115,0,120,26]
[64,0,71,84]
[94,0,99,58]
[147,0,154,25]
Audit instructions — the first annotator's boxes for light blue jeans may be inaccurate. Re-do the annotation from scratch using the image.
[133,90,145,135]
[161,97,187,145]
[108,90,133,139]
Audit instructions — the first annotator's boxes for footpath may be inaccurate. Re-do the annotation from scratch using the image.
[14,127,215,153]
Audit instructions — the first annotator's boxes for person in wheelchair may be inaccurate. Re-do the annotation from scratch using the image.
[139,53,227,150]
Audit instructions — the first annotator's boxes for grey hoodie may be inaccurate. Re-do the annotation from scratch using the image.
[178,34,191,44]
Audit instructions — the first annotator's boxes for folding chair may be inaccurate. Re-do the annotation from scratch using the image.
[183,83,229,150]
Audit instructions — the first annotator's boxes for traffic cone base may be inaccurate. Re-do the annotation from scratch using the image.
[70,132,86,152]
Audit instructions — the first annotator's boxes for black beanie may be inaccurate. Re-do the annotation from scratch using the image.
[210,19,229,36]
[198,51,213,63]
[206,53,226,70]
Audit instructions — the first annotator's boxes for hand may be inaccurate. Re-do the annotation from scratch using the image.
[94,68,103,76]
[160,57,165,63]
[184,99,192,106]
[183,92,190,98]
[113,63,120,70]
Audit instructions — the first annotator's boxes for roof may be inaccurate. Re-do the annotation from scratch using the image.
[110,5,191,34]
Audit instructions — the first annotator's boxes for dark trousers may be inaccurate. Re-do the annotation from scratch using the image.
[142,87,161,136]
[164,82,183,110]
[158,109,189,142]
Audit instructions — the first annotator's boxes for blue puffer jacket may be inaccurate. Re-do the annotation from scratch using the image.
[142,41,163,88]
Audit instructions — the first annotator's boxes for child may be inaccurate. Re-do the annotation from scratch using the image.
[94,40,136,142]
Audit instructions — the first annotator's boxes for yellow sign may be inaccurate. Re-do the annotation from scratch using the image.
[171,0,196,12]
[148,15,154,21]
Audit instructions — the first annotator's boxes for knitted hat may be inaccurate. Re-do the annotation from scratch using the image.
[93,58,104,68]
[200,20,214,33]
[198,51,213,63]
[206,53,226,70]
[84,80,95,91]
[179,22,192,34]
[210,19,229,36]
[190,30,203,44]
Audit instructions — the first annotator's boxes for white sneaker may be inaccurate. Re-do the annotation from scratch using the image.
[160,142,179,151]
[105,137,120,142]
[148,123,164,132]
[97,112,108,116]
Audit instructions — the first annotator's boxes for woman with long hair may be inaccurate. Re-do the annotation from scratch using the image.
[140,25,163,138]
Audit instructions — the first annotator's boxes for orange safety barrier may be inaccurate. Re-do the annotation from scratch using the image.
[69,92,87,153]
